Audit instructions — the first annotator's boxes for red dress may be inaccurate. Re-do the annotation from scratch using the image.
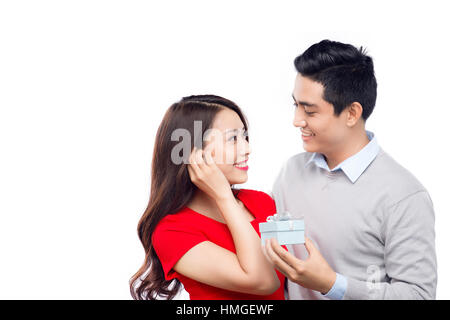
[152,189,286,300]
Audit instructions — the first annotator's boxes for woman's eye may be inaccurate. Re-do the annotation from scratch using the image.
[305,111,315,116]
[293,102,298,108]
[228,130,247,142]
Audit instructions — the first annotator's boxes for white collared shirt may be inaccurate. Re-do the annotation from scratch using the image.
[305,131,380,184]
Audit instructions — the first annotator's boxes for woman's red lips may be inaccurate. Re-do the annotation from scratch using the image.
[234,159,249,171]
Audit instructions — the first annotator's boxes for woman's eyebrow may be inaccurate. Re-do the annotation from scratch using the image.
[224,127,245,134]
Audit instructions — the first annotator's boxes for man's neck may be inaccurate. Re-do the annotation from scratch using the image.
[323,130,370,170]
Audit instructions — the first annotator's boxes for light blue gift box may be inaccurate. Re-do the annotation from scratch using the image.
[259,212,305,245]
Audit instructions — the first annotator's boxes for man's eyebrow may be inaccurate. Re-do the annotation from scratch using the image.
[292,95,317,108]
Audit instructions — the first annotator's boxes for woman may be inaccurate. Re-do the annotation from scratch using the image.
[130,95,286,300]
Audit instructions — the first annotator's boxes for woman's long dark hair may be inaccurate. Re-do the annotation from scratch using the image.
[130,95,249,300]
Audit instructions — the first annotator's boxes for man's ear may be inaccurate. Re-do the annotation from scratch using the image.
[346,102,363,127]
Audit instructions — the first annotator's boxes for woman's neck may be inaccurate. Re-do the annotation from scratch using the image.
[188,189,238,221]
[190,189,219,209]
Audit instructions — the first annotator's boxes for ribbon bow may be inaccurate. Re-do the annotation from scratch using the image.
[266,211,292,222]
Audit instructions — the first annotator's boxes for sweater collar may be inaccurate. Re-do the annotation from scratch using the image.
[305,131,380,183]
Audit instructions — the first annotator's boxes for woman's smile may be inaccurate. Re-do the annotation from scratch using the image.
[233,159,249,170]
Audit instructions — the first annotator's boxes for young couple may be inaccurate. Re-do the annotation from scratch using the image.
[130,40,437,300]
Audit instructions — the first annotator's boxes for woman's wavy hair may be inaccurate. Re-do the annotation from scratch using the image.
[129,94,249,300]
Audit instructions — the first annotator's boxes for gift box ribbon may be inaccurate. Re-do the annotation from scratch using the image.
[266,211,295,231]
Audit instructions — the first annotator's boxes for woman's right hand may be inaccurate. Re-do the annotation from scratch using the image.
[187,147,234,203]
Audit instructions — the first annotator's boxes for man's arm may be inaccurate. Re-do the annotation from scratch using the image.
[325,190,437,300]
[270,163,287,214]
[343,190,437,300]
[266,189,437,300]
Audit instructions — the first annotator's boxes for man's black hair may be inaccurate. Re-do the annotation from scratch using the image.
[294,39,377,120]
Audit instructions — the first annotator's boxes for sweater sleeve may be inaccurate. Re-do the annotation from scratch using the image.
[343,190,437,300]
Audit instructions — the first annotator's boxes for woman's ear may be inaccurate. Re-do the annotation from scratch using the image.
[346,102,363,127]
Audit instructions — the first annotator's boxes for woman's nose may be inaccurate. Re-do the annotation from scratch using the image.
[244,138,251,155]
[238,137,251,156]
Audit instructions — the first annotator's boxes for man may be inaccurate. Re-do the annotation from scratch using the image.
[265,40,437,299]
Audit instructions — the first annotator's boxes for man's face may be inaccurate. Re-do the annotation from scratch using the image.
[292,74,349,155]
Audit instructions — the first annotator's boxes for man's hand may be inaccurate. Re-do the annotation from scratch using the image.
[265,237,336,294]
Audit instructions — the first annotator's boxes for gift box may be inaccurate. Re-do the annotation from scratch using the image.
[259,211,305,245]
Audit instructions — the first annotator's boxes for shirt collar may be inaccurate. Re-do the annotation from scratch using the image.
[305,131,380,183]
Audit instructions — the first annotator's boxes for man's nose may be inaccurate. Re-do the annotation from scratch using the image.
[293,117,307,128]
[293,109,307,128]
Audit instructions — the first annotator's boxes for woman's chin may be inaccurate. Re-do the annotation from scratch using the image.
[228,173,248,185]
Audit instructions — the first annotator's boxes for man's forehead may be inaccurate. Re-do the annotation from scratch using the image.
[293,76,326,106]
[292,93,319,108]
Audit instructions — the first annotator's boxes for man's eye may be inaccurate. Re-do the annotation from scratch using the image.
[229,135,238,142]
[305,111,315,116]
[293,102,298,108]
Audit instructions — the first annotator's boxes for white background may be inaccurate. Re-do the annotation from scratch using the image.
[0,0,449,299]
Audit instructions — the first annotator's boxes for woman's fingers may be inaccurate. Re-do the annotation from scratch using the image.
[195,148,206,167]
[190,146,216,167]
[189,147,209,180]
[188,146,221,186]
[187,163,196,181]
[189,147,197,164]
[203,147,216,167]
[187,146,232,201]
[188,148,200,175]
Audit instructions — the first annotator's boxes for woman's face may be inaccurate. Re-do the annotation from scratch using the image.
[203,108,251,185]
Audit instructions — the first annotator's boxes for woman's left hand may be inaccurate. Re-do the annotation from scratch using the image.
[187,147,234,202]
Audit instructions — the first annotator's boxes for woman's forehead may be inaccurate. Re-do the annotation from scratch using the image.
[211,108,244,132]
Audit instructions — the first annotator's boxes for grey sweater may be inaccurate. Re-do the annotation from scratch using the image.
[272,149,437,299]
